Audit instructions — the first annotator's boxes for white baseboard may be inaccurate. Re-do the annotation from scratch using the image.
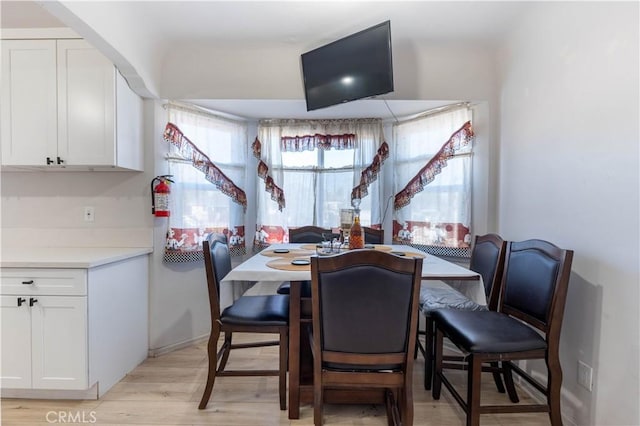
[513,369,578,426]
[1,383,99,400]
[148,334,208,357]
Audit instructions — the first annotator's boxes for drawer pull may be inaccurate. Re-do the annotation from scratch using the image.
[17,297,26,307]
[21,280,34,285]
[29,298,38,307]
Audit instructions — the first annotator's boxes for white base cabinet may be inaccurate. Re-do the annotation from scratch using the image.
[0,295,88,390]
[0,255,148,398]
[1,39,143,171]
[0,295,32,388]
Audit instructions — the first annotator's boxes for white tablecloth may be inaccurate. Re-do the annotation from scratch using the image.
[220,244,485,308]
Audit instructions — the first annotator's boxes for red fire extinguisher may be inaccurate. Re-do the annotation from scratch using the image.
[151,175,173,217]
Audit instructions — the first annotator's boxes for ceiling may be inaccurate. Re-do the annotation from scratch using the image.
[0,1,530,119]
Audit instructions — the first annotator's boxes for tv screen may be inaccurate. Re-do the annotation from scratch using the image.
[301,21,394,111]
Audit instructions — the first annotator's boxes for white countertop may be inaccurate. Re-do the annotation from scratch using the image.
[0,247,153,268]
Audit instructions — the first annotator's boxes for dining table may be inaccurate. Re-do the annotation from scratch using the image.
[220,243,482,419]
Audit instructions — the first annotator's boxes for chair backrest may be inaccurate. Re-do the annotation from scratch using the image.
[202,233,232,322]
[499,239,574,340]
[289,226,332,243]
[363,227,384,244]
[468,233,507,310]
[311,250,423,370]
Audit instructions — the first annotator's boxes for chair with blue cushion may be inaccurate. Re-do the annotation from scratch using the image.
[419,233,507,390]
[199,233,289,410]
[431,239,574,426]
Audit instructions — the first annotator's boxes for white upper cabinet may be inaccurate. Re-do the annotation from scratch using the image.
[1,40,57,166]
[1,39,143,171]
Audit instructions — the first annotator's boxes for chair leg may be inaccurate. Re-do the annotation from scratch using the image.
[385,389,399,426]
[424,316,434,390]
[466,356,482,426]
[432,328,444,400]
[198,327,221,409]
[217,332,233,372]
[403,381,414,426]
[314,374,323,426]
[502,361,520,403]
[490,361,506,393]
[547,355,564,426]
[279,328,288,411]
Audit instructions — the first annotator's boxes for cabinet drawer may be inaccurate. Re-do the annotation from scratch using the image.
[0,269,87,296]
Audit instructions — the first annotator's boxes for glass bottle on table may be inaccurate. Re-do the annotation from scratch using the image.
[348,209,364,249]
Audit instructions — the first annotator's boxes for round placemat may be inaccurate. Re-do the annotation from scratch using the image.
[364,245,393,252]
[389,250,426,258]
[267,257,313,271]
[261,248,315,258]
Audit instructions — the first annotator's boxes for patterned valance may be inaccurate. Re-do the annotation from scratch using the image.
[394,121,474,210]
[351,141,390,201]
[281,133,356,152]
[253,137,286,211]
[163,123,247,211]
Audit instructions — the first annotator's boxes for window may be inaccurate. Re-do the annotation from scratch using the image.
[393,107,473,257]
[279,146,373,227]
[163,104,247,260]
[254,119,384,245]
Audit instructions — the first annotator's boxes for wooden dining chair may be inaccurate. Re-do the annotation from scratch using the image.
[310,250,423,426]
[432,239,574,426]
[288,225,333,243]
[277,225,334,297]
[199,234,289,410]
[363,226,384,244]
[419,234,507,390]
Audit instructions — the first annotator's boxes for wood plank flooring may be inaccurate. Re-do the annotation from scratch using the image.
[1,333,552,425]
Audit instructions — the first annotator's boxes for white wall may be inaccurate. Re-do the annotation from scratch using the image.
[146,101,214,353]
[0,169,153,248]
[497,3,639,425]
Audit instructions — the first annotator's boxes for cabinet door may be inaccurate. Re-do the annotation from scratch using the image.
[30,296,88,390]
[57,39,115,166]
[0,296,32,388]
[1,40,57,166]
[115,71,144,171]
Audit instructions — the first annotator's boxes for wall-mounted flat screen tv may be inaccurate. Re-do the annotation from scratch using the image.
[301,21,394,111]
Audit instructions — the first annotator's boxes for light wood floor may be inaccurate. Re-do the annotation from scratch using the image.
[1,333,552,425]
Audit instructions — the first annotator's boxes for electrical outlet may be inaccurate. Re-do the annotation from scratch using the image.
[84,206,95,222]
[577,360,593,391]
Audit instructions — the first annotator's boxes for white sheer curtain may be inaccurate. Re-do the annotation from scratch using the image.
[393,107,473,257]
[254,119,385,246]
[164,104,247,261]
